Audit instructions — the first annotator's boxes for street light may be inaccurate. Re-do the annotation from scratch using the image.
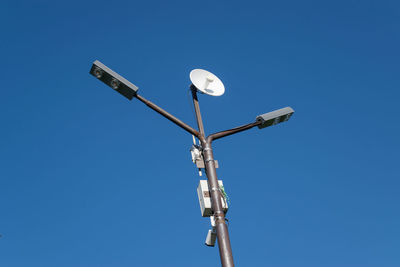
[256,107,294,129]
[90,60,139,100]
[89,60,294,267]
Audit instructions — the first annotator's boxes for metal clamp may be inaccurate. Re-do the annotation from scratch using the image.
[210,187,220,193]
[213,213,226,224]
[213,211,225,216]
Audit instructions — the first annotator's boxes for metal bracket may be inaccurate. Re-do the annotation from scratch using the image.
[196,159,219,169]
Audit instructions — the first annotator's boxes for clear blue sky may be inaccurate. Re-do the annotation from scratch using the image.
[1,1,399,266]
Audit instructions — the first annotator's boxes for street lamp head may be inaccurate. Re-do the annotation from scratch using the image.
[256,107,294,129]
[90,60,139,100]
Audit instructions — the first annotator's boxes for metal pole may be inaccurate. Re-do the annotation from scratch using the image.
[202,141,234,267]
[136,94,200,137]
[191,87,235,267]
[90,62,293,267]
[190,85,205,137]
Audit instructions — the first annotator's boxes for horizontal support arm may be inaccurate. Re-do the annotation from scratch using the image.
[207,121,261,143]
[136,94,200,137]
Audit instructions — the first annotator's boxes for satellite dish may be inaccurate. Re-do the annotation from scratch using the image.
[190,69,225,96]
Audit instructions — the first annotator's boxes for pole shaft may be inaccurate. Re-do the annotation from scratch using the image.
[202,141,235,267]
[191,87,234,267]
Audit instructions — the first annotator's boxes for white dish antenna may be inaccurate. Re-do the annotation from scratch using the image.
[190,69,225,96]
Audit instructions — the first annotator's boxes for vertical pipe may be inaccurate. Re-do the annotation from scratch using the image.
[190,86,234,267]
[202,141,235,267]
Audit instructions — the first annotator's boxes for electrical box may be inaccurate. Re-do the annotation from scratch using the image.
[197,180,228,217]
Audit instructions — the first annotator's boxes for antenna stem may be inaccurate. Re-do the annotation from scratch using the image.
[190,85,206,137]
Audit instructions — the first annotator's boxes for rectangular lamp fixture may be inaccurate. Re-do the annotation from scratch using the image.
[90,60,139,100]
[256,107,294,129]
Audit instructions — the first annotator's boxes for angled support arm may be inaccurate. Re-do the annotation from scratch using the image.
[206,121,261,143]
[136,94,200,138]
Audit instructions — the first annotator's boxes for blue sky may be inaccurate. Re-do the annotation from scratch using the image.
[1,1,399,266]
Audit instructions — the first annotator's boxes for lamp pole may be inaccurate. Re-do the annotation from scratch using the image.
[191,85,235,266]
[89,60,294,267]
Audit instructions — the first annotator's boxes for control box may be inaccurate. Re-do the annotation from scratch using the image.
[197,180,228,217]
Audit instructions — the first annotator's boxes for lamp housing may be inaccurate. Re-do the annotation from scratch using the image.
[256,107,294,129]
[90,60,138,100]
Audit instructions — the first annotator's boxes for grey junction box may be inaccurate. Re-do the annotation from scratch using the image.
[197,180,228,217]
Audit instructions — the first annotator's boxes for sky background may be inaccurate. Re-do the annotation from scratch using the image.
[1,1,399,266]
